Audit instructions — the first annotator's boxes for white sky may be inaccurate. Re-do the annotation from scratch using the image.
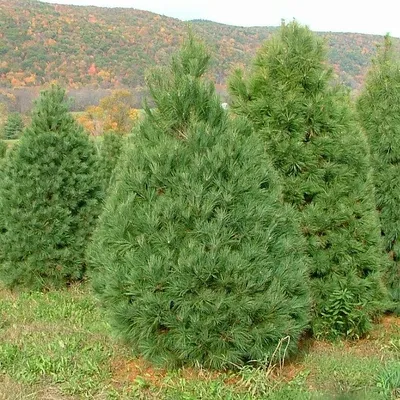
[40,0,400,38]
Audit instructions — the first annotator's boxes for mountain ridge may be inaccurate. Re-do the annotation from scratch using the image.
[1,0,398,92]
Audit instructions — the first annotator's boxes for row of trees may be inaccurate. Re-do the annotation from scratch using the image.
[0,22,399,370]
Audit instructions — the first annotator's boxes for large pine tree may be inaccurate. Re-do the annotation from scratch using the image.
[88,36,310,369]
[229,22,387,338]
[357,35,400,313]
[0,86,103,290]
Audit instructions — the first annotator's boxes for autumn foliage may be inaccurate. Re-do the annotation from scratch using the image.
[0,0,397,91]
[76,90,139,135]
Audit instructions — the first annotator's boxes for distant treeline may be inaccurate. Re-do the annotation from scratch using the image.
[1,0,399,93]
[0,87,145,113]
[0,85,229,114]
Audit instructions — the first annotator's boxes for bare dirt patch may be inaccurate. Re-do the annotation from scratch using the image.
[379,315,400,331]
[110,357,167,388]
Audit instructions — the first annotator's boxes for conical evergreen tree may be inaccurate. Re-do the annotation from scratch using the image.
[0,86,103,290]
[3,112,24,140]
[357,35,400,313]
[229,22,387,338]
[88,36,310,369]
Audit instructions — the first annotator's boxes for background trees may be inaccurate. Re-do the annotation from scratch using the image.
[76,90,139,136]
[229,22,387,338]
[0,86,103,290]
[88,36,310,369]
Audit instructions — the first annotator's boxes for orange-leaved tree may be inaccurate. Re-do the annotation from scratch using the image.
[77,90,139,135]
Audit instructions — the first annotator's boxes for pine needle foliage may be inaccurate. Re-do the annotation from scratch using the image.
[356,35,400,313]
[229,22,387,339]
[0,86,103,290]
[88,36,310,369]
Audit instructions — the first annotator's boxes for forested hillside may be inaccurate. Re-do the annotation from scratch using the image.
[0,0,398,92]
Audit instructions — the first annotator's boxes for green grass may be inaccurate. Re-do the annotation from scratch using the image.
[0,284,399,399]
[2,139,18,146]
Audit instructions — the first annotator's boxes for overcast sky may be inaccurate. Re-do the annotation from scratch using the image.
[40,0,400,38]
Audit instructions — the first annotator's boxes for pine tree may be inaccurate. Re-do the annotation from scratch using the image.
[98,131,124,193]
[229,22,387,339]
[357,35,400,313]
[3,112,24,140]
[88,36,310,369]
[0,86,103,290]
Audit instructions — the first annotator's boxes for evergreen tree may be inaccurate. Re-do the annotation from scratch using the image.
[229,22,387,338]
[88,36,310,369]
[357,35,400,313]
[0,86,103,290]
[3,112,24,140]
[98,131,124,193]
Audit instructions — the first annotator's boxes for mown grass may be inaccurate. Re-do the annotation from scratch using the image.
[0,283,399,399]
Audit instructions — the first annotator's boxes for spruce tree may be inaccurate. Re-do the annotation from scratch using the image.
[0,86,103,290]
[88,36,310,369]
[3,112,24,140]
[357,35,400,313]
[229,22,387,338]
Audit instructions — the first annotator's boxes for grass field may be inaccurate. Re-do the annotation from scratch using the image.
[3,139,18,147]
[0,283,399,400]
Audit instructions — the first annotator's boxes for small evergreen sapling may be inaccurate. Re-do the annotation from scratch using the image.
[0,140,6,159]
[0,86,103,290]
[88,36,310,369]
[98,131,124,193]
[229,22,387,338]
[3,112,24,140]
[357,35,400,313]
